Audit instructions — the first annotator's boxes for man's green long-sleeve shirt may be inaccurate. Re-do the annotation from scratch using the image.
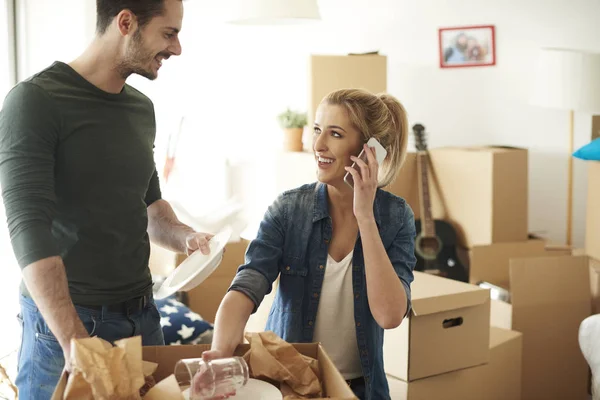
[0,62,161,305]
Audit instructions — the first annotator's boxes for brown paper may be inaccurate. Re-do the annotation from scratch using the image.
[243,332,323,398]
[60,336,185,400]
[143,375,185,400]
[64,336,144,399]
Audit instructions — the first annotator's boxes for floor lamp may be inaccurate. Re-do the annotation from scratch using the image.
[530,48,600,246]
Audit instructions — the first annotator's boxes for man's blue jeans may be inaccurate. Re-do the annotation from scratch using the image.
[15,294,165,400]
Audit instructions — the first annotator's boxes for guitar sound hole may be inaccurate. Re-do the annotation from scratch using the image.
[421,237,440,254]
[415,234,442,261]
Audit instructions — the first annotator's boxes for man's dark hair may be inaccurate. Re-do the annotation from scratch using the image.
[96,0,166,35]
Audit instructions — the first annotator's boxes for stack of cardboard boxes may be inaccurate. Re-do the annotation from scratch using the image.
[383,271,523,400]
[386,148,593,399]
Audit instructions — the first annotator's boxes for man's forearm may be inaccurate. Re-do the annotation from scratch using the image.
[22,256,88,352]
[147,199,194,253]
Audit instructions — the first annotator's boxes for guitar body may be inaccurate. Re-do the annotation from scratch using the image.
[414,219,468,282]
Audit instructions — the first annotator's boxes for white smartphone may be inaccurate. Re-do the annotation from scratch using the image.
[343,137,388,188]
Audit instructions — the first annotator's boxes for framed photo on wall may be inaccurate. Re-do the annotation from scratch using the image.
[439,25,496,68]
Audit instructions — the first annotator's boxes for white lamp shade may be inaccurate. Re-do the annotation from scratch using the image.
[530,48,600,112]
[225,0,321,25]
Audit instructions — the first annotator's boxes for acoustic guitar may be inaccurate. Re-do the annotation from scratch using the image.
[412,123,468,282]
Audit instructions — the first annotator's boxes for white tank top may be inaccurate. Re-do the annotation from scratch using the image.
[312,251,362,379]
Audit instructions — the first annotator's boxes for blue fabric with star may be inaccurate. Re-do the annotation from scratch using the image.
[155,295,214,345]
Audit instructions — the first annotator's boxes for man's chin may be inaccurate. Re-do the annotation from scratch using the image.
[133,68,158,81]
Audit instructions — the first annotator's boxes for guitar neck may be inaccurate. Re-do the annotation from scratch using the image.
[417,151,436,238]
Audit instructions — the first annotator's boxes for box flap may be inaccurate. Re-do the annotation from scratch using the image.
[469,239,546,287]
[411,272,490,316]
[347,51,380,56]
[317,344,357,399]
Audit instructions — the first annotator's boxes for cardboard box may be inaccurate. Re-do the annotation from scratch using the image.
[52,343,356,399]
[592,115,600,140]
[589,257,600,314]
[387,326,522,400]
[184,239,249,323]
[463,238,572,288]
[308,53,387,125]
[490,255,591,400]
[384,152,419,217]
[383,272,490,381]
[586,161,600,260]
[386,147,528,248]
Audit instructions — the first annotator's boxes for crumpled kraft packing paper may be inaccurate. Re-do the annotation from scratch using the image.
[243,331,328,399]
[60,336,183,400]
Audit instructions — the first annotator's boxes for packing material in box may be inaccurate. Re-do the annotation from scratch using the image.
[586,161,600,260]
[387,326,522,400]
[462,237,571,288]
[308,53,387,125]
[52,335,357,399]
[385,147,528,248]
[490,255,591,400]
[383,272,490,381]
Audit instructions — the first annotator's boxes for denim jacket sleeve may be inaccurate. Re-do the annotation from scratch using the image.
[387,203,417,316]
[228,195,286,313]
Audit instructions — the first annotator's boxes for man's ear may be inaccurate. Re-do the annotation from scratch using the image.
[115,9,138,37]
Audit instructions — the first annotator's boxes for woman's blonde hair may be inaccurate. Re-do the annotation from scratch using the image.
[321,88,409,187]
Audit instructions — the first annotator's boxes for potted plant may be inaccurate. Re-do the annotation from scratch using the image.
[277,108,307,152]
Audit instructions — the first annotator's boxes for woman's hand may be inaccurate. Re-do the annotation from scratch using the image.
[345,144,378,222]
[193,350,236,399]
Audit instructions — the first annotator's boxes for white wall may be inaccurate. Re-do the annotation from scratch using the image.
[138,0,597,247]
[16,0,95,79]
[13,0,600,247]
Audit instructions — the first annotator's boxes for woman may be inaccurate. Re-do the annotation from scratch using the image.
[204,89,416,400]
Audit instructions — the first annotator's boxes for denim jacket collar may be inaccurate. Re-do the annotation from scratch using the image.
[312,182,384,228]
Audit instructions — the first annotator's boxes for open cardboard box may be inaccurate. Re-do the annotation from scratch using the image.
[461,236,572,288]
[387,326,522,400]
[52,342,357,400]
[383,271,490,381]
[490,255,591,400]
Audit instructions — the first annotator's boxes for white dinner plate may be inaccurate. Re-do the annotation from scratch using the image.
[182,378,282,400]
[154,226,232,299]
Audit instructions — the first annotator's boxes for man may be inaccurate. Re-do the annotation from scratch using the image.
[0,1,207,398]
[444,32,468,63]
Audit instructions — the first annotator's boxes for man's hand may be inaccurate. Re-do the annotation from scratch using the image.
[22,256,90,374]
[185,232,214,256]
[62,331,89,373]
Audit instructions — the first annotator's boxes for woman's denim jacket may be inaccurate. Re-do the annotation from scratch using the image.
[230,182,416,400]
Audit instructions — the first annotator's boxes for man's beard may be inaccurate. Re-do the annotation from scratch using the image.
[117,30,158,80]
